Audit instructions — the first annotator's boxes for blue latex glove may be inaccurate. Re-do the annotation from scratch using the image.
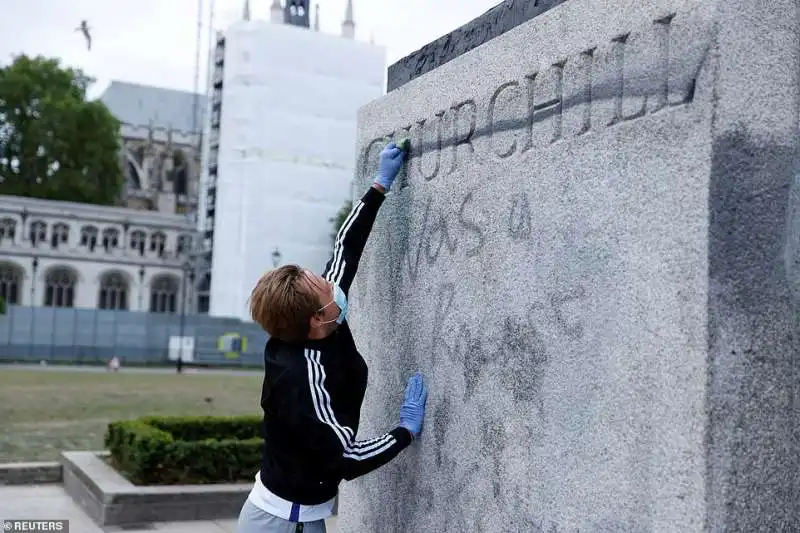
[373,141,407,191]
[399,372,428,439]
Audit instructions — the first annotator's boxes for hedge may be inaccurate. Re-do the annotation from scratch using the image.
[104,414,263,485]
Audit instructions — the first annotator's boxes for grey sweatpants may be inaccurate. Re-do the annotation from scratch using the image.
[236,499,327,533]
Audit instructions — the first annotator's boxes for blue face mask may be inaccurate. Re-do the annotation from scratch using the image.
[319,282,348,325]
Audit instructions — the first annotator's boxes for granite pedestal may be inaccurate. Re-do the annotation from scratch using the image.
[340,0,799,531]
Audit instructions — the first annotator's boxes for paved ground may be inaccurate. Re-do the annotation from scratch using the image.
[0,485,339,533]
[0,485,238,532]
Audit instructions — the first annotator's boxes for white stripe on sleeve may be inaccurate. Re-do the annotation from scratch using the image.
[304,349,396,461]
[325,201,364,284]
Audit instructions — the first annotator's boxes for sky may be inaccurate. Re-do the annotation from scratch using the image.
[0,0,500,99]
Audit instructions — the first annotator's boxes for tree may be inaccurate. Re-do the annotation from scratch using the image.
[329,199,353,245]
[0,55,123,205]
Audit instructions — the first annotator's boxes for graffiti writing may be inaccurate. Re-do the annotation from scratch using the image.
[431,282,587,403]
[508,192,533,240]
[387,193,485,285]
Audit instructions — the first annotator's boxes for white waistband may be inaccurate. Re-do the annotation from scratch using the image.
[247,472,337,522]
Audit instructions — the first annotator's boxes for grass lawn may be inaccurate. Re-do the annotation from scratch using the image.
[0,368,263,463]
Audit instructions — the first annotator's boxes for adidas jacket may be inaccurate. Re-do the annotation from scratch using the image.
[255,186,413,517]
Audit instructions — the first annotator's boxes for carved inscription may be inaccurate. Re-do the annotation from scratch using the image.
[359,13,702,180]
[450,100,477,173]
[488,81,523,158]
[525,60,565,149]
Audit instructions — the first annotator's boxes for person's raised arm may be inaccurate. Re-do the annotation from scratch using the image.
[322,141,407,294]
[296,352,428,481]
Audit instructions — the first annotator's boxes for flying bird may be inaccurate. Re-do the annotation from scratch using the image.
[75,20,91,50]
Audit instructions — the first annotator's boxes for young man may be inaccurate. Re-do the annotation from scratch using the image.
[238,141,428,533]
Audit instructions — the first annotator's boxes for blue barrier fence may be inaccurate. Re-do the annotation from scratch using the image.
[0,305,267,367]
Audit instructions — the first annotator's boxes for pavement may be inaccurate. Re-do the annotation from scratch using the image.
[0,485,339,533]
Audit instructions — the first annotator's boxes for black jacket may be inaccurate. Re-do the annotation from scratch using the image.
[258,186,413,506]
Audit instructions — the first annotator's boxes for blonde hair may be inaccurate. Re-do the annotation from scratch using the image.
[249,265,320,343]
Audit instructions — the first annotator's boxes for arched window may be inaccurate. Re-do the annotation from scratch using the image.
[0,262,22,304]
[150,232,166,257]
[149,275,179,313]
[50,223,69,249]
[98,271,128,310]
[102,228,120,252]
[29,221,47,247]
[130,230,146,256]
[126,161,141,189]
[171,149,189,196]
[80,225,98,251]
[124,147,143,190]
[44,267,77,308]
[0,218,17,242]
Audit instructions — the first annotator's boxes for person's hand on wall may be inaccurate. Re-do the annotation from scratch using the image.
[373,141,407,192]
[399,372,428,439]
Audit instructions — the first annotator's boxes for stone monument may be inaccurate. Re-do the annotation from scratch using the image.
[341,0,799,531]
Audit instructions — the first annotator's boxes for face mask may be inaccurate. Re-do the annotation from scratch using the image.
[319,282,348,325]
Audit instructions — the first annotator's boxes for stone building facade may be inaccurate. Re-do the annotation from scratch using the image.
[99,80,205,216]
[0,195,196,312]
[0,81,209,313]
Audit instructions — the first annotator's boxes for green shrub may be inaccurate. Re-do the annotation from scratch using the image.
[104,414,262,485]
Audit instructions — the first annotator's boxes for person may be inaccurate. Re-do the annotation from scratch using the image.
[237,141,429,533]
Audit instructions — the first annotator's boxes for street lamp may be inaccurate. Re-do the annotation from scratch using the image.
[30,257,39,304]
[29,256,39,358]
[177,262,192,372]
[138,266,145,310]
[271,247,281,268]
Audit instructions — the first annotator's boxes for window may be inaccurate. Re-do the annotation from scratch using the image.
[29,221,46,246]
[80,226,98,251]
[149,275,179,313]
[171,150,189,196]
[102,228,120,252]
[98,272,128,310]
[0,218,16,241]
[0,262,22,304]
[130,230,146,256]
[44,267,76,308]
[149,232,166,257]
[197,273,210,314]
[177,234,192,256]
[50,223,69,249]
